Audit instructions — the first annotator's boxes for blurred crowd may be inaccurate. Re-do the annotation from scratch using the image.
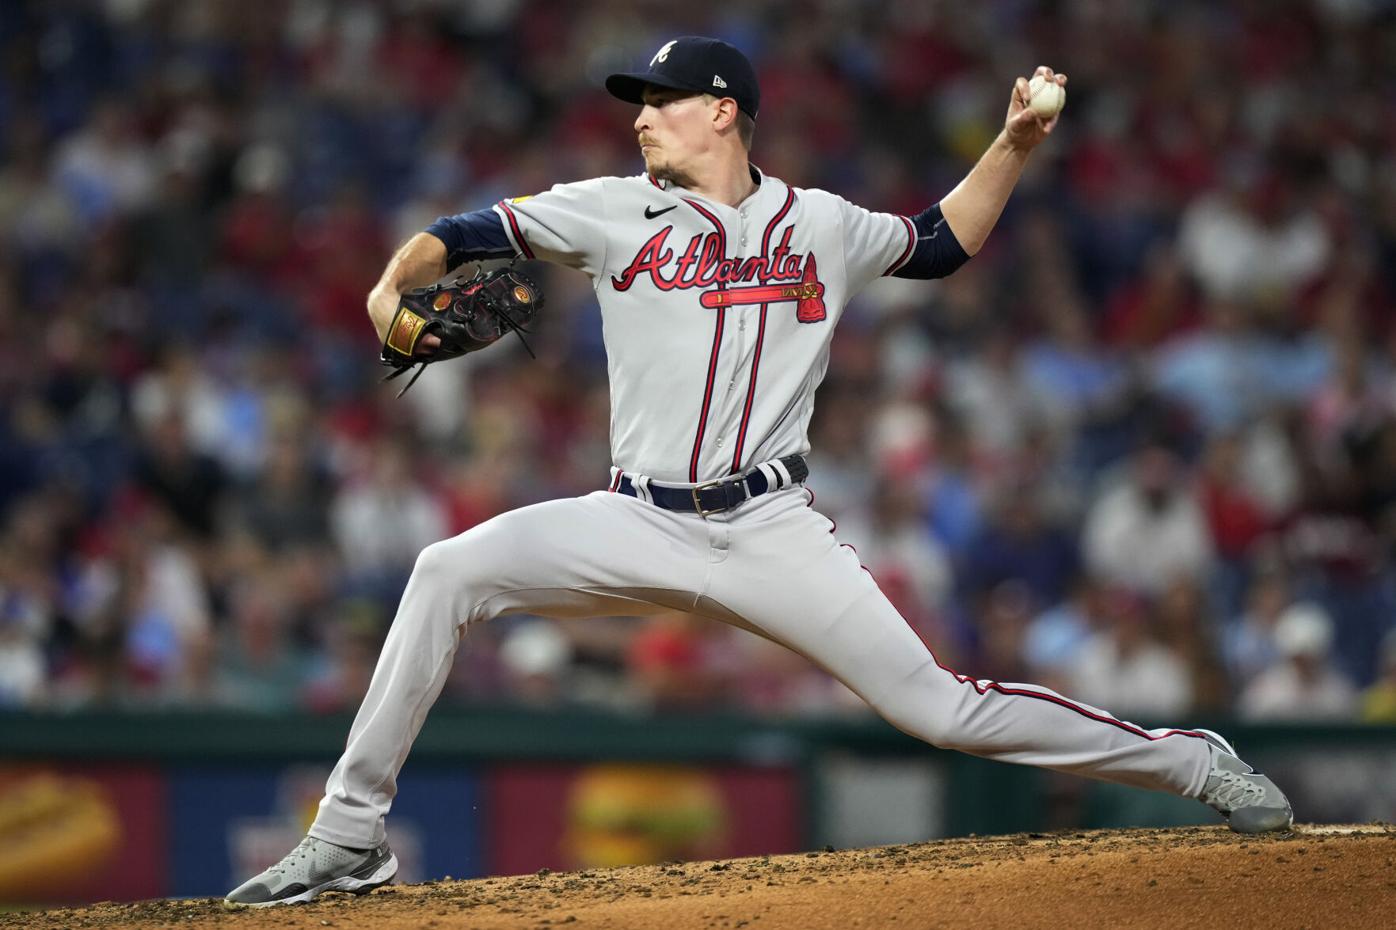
[3,0,1396,724]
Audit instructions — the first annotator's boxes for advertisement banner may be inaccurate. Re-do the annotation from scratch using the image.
[167,764,484,897]
[486,762,800,875]
[0,763,167,905]
[816,755,945,848]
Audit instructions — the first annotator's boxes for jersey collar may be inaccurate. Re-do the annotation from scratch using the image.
[646,163,767,210]
[646,163,764,191]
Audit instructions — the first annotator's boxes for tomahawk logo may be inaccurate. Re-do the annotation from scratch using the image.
[651,41,676,66]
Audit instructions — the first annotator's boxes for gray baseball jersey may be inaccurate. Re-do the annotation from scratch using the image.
[493,169,914,483]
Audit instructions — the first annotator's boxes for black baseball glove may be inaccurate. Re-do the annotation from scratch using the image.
[380,266,544,394]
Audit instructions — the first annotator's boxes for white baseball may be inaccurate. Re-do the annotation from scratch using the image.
[1027,74,1065,119]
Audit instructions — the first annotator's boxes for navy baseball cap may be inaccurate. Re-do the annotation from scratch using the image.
[606,36,759,119]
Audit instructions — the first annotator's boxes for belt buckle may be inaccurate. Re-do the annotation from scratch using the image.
[691,478,731,518]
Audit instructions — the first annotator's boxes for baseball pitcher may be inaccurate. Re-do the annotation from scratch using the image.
[226,37,1291,908]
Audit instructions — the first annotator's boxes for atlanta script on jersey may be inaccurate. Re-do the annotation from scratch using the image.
[492,169,918,483]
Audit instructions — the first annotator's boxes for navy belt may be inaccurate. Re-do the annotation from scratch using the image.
[615,454,809,517]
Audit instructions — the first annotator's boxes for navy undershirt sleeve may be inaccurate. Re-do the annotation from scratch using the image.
[892,202,971,280]
[425,209,516,270]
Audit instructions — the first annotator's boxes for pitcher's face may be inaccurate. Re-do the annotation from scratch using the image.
[634,85,718,187]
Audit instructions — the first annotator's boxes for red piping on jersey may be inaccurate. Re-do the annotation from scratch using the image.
[608,471,622,492]
[690,309,726,482]
[761,188,797,261]
[729,186,797,473]
[684,199,726,245]
[882,214,916,276]
[497,201,535,260]
[801,492,1211,746]
[729,306,768,474]
[649,174,664,190]
[685,199,729,482]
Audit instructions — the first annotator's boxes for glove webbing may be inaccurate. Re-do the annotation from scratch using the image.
[381,270,539,397]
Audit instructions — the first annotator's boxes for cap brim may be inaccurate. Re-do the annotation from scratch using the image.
[604,71,698,105]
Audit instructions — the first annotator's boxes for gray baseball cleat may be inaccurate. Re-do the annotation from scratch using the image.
[1196,729,1293,834]
[224,836,397,907]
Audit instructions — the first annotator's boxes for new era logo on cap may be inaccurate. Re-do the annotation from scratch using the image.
[605,36,760,119]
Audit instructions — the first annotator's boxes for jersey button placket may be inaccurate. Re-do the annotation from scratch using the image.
[714,208,744,425]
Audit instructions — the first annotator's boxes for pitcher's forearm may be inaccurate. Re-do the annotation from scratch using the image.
[937,132,1032,257]
[367,233,449,341]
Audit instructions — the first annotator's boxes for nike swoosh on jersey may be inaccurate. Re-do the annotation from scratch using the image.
[644,205,678,219]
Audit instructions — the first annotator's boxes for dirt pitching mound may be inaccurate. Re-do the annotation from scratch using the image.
[3,825,1392,930]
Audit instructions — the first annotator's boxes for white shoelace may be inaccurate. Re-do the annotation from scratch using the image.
[268,837,316,875]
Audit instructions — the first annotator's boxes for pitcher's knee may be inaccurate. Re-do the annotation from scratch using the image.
[411,539,460,586]
[408,535,494,603]
[872,691,966,750]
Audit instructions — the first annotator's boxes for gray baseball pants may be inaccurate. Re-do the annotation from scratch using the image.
[309,486,1212,848]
